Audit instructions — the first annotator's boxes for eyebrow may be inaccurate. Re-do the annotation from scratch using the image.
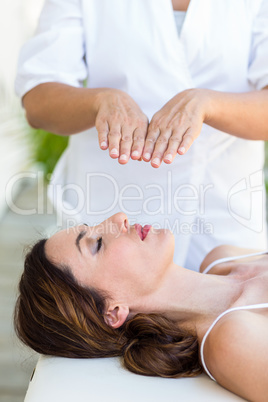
[75,230,87,254]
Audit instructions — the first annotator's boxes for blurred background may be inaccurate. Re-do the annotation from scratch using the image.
[1,1,268,402]
[0,1,67,401]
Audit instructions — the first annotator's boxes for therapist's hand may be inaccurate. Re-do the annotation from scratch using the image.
[142,89,208,168]
[94,89,148,164]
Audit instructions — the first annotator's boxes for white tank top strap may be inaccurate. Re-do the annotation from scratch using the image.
[200,303,268,381]
[202,250,268,275]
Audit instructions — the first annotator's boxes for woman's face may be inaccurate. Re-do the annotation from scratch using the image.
[45,213,174,306]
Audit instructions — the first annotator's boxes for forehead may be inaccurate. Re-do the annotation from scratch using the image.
[45,227,78,264]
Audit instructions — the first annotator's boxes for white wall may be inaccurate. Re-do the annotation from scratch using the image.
[0,0,45,219]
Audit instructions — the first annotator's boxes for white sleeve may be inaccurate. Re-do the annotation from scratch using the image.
[248,0,268,90]
[15,0,87,99]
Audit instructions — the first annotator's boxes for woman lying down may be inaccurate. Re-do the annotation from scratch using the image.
[15,213,268,401]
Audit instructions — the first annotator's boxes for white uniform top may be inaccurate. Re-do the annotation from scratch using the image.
[200,250,268,381]
[15,0,268,270]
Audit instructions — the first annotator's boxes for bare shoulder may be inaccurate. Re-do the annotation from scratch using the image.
[199,245,261,274]
[204,310,268,401]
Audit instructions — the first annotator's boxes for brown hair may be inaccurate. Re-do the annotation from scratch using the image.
[14,239,203,378]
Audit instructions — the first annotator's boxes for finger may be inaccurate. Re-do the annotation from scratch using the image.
[107,123,122,159]
[177,127,198,155]
[142,126,160,162]
[162,127,188,164]
[131,126,147,160]
[96,119,109,150]
[150,130,173,168]
[118,125,134,164]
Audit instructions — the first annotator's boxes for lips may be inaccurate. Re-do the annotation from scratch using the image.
[142,225,151,240]
[134,224,151,240]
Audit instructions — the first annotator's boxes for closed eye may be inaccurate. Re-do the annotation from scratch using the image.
[97,237,102,252]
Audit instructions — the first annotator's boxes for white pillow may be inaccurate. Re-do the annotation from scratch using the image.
[24,356,245,401]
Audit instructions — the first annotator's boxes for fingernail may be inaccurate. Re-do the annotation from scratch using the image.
[132,150,139,158]
[152,157,160,166]
[164,154,172,162]
[179,147,185,154]
[110,148,118,156]
[101,141,107,148]
[143,152,151,160]
[120,154,128,162]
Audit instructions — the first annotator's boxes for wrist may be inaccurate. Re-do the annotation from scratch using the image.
[89,88,109,115]
[92,87,126,112]
[199,88,217,124]
[180,88,214,123]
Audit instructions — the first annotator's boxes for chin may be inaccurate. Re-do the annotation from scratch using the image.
[158,228,175,252]
[148,227,175,257]
[161,227,174,239]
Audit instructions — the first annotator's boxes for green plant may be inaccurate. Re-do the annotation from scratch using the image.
[31,128,68,180]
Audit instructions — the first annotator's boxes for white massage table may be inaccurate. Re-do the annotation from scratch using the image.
[24,356,245,401]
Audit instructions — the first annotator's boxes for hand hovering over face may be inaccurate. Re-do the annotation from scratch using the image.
[141,86,268,168]
[142,89,207,168]
[23,84,268,166]
[23,84,148,165]
[94,89,149,164]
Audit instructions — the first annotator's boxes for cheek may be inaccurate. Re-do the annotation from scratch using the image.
[95,243,133,282]
[98,234,174,295]
[106,243,138,275]
[102,243,146,289]
[109,235,172,278]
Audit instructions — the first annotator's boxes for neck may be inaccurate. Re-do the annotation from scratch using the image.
[172,0,190,12]
[134,263,243,336]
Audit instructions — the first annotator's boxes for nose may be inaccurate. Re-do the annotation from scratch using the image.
[95,213,129,238]
[110,212,129,233]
